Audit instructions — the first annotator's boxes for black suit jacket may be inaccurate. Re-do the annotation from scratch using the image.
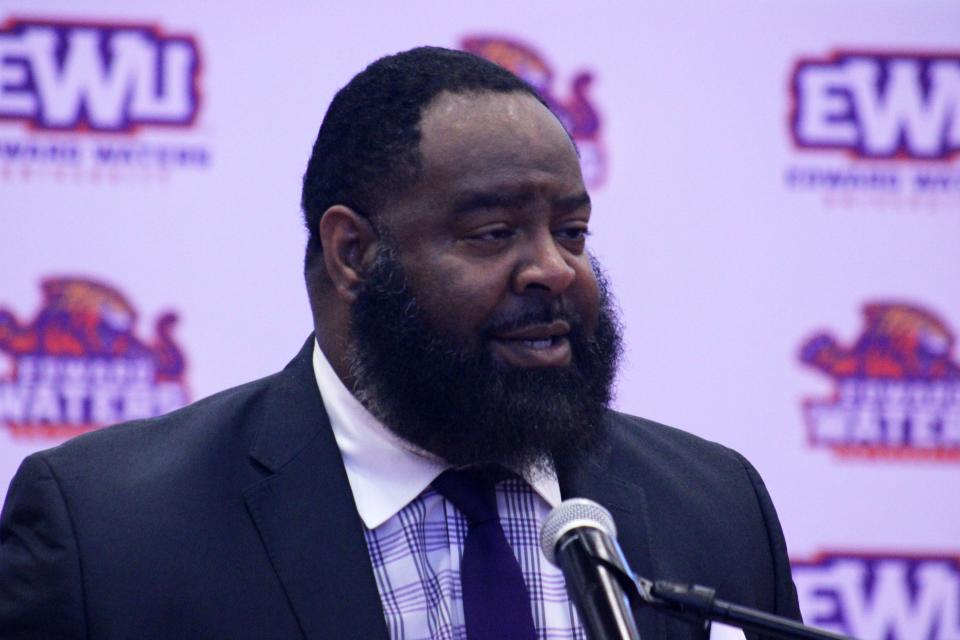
[0,337,800,639]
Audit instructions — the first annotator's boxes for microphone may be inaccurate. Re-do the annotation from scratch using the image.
[542,499,857,640]
[540,498,642,640]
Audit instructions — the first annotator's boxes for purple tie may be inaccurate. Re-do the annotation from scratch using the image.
[433,467,538,640]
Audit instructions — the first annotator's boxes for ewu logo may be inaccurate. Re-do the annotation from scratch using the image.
[0,17,200,133]
[790,51,960,160]
[800,302,960,460]
[461,35,606,188]
[0,277,188,438]
[793,553,960,639]
[0,18,208,180]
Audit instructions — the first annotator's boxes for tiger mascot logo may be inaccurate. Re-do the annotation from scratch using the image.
[461,35,607,188]
[0,276,188,438]
[799,302,960,460]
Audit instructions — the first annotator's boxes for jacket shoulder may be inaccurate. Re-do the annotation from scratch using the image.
[601,410,801,619]
[34,370,285,482]
[603,409,748,472]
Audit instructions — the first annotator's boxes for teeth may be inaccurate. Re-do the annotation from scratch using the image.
[521,339,553,349]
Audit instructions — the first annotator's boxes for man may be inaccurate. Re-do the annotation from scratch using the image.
[0,47,800,639]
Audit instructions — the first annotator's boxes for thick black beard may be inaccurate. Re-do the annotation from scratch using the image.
[347,243,623,474]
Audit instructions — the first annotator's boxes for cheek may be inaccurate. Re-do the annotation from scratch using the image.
[403,255,512,336]
[569,262,602,329]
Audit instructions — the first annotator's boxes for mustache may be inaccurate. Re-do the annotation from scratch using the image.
[482,298,583,336]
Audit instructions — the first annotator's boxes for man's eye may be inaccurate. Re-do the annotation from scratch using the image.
[469,227,515,241]
[555,226,590,241]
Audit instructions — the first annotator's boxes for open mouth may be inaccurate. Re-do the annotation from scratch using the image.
[516,337,560,349]
[490,321,572,367]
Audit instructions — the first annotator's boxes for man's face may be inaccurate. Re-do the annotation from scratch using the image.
[381,91,601,365]
[347,90,621,472]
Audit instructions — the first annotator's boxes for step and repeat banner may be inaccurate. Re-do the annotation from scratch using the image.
[2,2,958,637]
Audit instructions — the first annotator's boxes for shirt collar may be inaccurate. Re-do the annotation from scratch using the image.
[312,339,561,528]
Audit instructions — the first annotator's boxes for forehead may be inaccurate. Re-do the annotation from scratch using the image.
[415,90,583,193]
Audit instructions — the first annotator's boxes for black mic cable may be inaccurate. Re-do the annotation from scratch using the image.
[541,498,858,640]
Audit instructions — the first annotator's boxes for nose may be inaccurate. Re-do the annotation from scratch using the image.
[512,231,577,296]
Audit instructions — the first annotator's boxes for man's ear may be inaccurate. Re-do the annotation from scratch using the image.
[318,205,379,303]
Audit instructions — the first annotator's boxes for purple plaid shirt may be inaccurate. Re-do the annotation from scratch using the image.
[363,476,586,640]
[312,341,585,639]
[313,342,744,640]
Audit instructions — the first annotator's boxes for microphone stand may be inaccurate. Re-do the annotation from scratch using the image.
[596,557,857,640]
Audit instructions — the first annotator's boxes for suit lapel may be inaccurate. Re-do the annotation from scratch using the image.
[243,338,389,640]
[240,343,668,640]
[557,415,666,640]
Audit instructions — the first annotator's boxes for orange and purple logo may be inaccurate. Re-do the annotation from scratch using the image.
[0,276,188,438]
[783,50,960,209]
[792,551,960,639]
[799,302,960,460]
[0,17,209,181]
[461,35,606,188]
[0,17,201,133]
[789,51,960,161]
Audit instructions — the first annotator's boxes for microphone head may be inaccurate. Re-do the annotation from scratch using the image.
[540,498,617,565]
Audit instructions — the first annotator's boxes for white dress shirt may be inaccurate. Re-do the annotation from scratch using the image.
[312,339,561,528]
[312,340,744,640]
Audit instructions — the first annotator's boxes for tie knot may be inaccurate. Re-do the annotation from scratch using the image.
[432,466,507,525]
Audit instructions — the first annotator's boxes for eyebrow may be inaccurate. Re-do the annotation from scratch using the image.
[554,192,591,213]
[451,191,535,215]
[451,190,591,215]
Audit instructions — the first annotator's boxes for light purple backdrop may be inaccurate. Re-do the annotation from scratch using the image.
[2,2,958,637]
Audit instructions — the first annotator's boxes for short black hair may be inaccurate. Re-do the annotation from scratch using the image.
[300,46,546,274]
